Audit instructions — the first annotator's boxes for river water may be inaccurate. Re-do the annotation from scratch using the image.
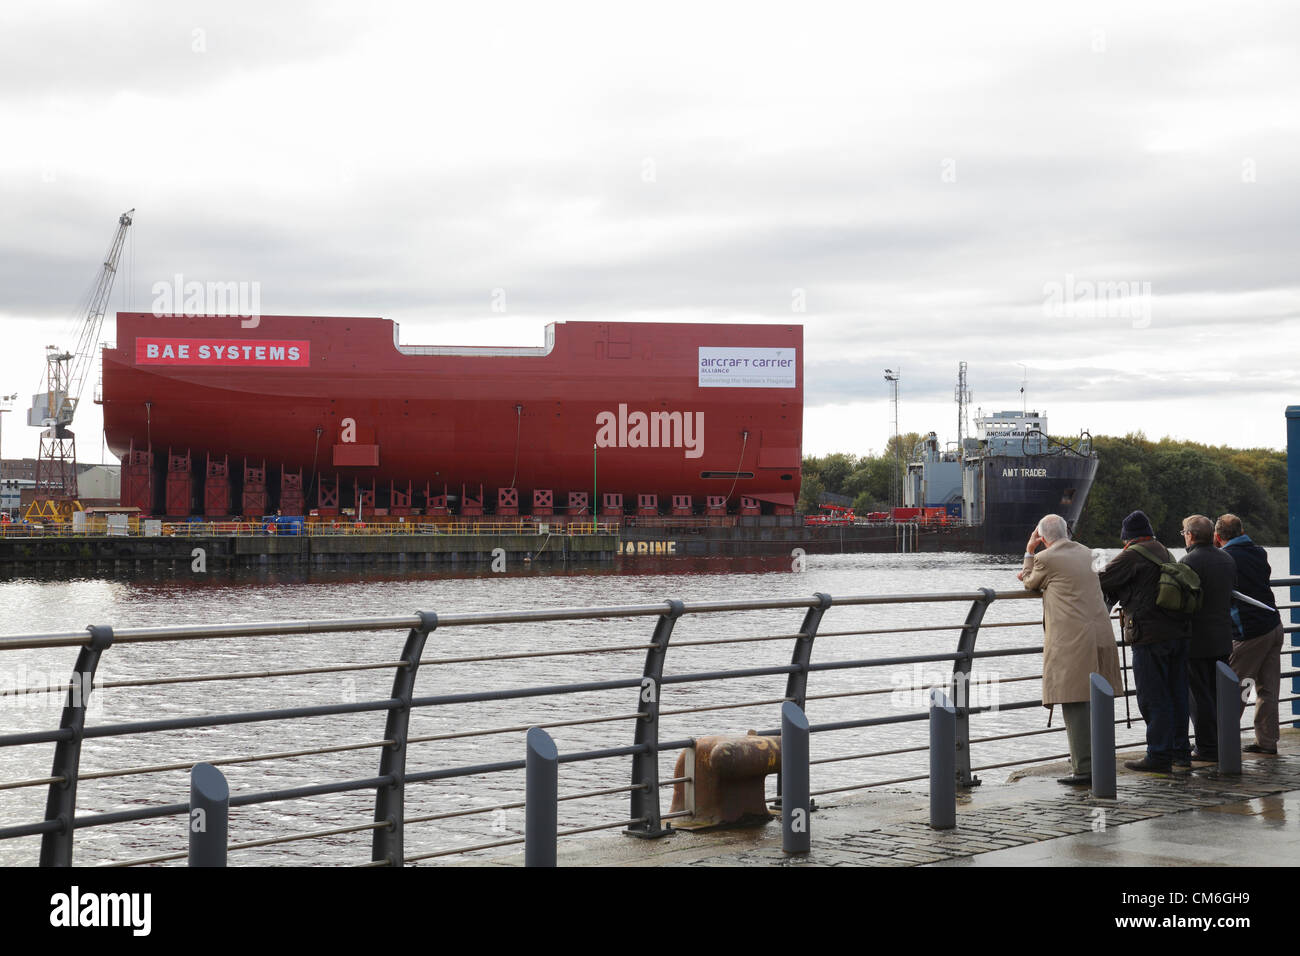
[0,547,1292,866]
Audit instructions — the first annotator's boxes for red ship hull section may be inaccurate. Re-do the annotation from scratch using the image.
[102,315,803,513]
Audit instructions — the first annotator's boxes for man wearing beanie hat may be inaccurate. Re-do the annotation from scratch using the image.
[1098,509,1193,772]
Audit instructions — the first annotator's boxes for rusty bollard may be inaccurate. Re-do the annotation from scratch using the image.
[670,733,781,829]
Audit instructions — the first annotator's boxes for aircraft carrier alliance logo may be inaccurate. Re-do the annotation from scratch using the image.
[698,347,796,388]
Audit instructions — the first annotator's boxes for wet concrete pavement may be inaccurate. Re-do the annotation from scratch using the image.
[485,729,1300,867]
[933,792,1299,866]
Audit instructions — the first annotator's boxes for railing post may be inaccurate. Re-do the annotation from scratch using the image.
[781,702,810,854]
[1287,405,1299,726]
[189,762,229,867]
[525,727,558,867]
[776,593,832,807]
[39,625,113,867]
[1090,673,1116,799]
[372,610,437,866]
[626,599,682,839]
[929,689,956,830]
[783,593,833,711]
[951,588,995,789]
[1217,661,1242,777]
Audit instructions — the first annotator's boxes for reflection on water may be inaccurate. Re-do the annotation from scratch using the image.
[0,548,1290,866]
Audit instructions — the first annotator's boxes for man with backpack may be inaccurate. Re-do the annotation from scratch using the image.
[1178,514,1237,763]
[1097,510,1194,772]
[1216,514,1284,755]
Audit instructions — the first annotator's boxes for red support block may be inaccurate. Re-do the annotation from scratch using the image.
[637,493,658,516]
[566,491,589,517]
[204,454,230,517]
[497,487,520,517]
[354,479,376,518]
[671,494,693,517]
[121,441,155,514]
[318,475,340,516]
[390,481,415,516]
[600,492,624,518]
[280,468,305,517]
[532,489,554,516]
[739,496,760,516]
[705,495,728,516]
[424,483,449,516]
[165,448,193,517]
[242,459,268,517]
[461,483,484,517]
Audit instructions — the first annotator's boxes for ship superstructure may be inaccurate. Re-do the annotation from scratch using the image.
[905,388,1097,553]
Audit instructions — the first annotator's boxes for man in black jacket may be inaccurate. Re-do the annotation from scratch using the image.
[1216,514,1284,754]
[1178,514,1236,762]
[1098,510,1192,772]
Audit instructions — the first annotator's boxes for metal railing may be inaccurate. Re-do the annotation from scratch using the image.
[1,578,1295,866]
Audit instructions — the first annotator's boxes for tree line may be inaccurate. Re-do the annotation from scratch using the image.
[801,433,1289,546]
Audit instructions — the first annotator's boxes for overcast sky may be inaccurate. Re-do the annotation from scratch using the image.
[1,0,1296,463]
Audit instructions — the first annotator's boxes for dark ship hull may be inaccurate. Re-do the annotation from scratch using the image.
[977,454,1099,553]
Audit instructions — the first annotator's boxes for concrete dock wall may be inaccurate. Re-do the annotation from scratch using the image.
[0,531,620,576]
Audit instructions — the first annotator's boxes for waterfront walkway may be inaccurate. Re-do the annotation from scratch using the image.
[520,732,1300,867]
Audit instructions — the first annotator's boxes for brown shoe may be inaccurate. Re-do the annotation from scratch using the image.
[1243,743,1278,755]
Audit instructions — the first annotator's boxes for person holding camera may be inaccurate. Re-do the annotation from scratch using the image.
[1020,514,1122,785]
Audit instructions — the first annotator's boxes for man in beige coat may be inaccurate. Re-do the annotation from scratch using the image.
[1019,514,1124,785]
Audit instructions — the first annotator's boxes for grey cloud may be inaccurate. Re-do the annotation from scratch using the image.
[0,0,1296,460]
[0,1,362,100]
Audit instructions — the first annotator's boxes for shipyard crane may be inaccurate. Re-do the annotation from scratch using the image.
[25,208,134,520]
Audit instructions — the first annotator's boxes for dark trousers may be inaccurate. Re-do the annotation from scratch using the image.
[1186,655,1228,758]
[1131,638,1190,768]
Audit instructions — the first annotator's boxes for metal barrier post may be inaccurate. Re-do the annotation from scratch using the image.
[776,593,832,809]
[951,588,995,788]
[781,702,810,854]
[783,593,833,711]
[929,689,956,830]
[1090,673,1116,799]
[372,610,437,866]
[189,762,229,866]
[1287,406,1299,725]
[39,625,113,867]
[525,727,558,867]
[626,600,682,839]
[1217,661,1242,776]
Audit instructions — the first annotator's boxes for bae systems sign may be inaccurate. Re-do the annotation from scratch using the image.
[135,337,310,366]
[698,347,796,388]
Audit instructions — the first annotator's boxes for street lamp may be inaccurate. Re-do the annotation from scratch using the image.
[884,371,900,509]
